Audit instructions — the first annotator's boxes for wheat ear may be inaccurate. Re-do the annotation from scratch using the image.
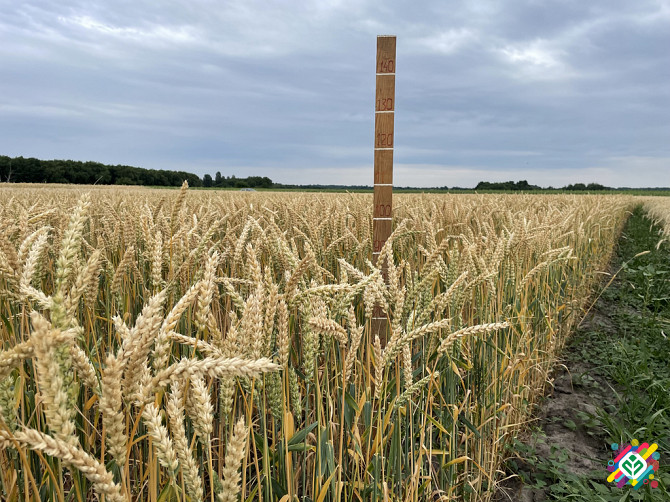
[437,322,510,354]
[30,313,78,446]
[0,428,124,502]
[154,281,203,371]
[142,402,178,473]
[120,290,167,400]
[100,353,127,467]
[167,380,204,502]
[218,417,248,502]
[140,357,279,402]
[186,375,214,440]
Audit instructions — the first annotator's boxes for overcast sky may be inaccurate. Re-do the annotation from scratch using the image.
[1,0,669,187]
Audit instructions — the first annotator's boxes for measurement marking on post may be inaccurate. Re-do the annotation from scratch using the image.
[372,35,395,345]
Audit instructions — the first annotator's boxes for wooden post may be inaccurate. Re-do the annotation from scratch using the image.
[372,35,395,343]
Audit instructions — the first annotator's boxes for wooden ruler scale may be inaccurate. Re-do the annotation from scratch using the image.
[372,35,396,342]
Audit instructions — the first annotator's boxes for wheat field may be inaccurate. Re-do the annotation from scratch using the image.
[642,198,670,245]
[0,183,634,501]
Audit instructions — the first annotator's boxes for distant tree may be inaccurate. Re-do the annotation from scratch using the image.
[245,176,273,188]
[0,156,10,181]
[0,155,269,189]
[475,180,541,191]
[184,173,202,187]
[151,171,169,186]
[562,182,609,191]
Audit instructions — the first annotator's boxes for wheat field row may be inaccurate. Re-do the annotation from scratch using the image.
[0,184,634,501]
[642,197,670,244]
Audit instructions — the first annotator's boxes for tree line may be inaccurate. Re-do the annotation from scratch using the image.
[203,172,272,189]
[0,156,275,189]
[0,156,203,187]
[475,180,611,191]
[3,156,657,192]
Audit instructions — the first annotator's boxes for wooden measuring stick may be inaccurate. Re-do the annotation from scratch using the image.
[372,35,395,343]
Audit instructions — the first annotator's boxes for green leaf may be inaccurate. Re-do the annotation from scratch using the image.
[288,421,318,447]
[288,442,310,452]
[458,412,481,439]
[591,481,610,494]
[426,414,448,434]
[157,483,179,502]
[344,390,359,413]
[270,477,288,499]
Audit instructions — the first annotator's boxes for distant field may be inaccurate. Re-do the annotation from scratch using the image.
[188,186,670,196]
[2,184,668,501]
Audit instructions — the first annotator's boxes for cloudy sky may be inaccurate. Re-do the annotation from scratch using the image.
[1,0,669,187]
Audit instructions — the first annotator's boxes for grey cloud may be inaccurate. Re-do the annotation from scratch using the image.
[0,0,668,186]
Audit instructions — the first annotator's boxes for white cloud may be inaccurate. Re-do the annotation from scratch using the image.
[414,28,476,55]
[496,39,575,81]
[500,43,560,68]
[58,15,196,45]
